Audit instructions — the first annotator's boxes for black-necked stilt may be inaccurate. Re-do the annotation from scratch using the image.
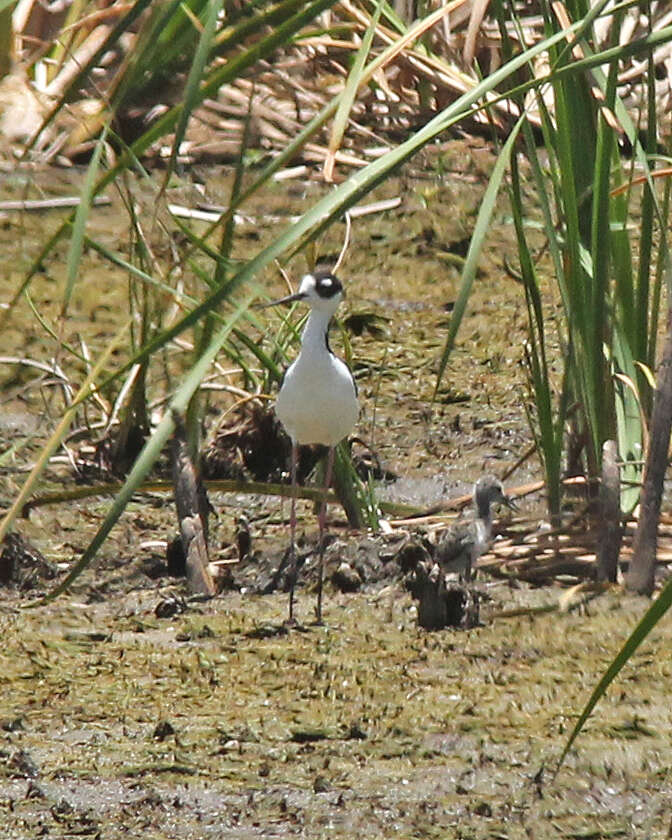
[435,476,515,581]
[265,270,359,623]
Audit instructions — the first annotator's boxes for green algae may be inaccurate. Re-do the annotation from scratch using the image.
[0,588,671,838]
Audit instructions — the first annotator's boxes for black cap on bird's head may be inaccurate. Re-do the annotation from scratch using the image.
[260,271,345,313]
[310,270,344,300]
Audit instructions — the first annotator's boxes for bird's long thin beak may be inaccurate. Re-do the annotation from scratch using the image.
[257,291,306,309]
[503,494,518,512]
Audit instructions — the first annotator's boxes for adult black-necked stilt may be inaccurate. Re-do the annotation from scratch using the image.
[435,476,515,581]
[265,270,359,623]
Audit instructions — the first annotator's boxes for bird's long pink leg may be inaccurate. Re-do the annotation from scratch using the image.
[287,441,299,623]
[315,445,335,624]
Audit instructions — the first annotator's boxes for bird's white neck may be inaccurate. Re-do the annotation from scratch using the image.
[300,309,334,359]
[474,514,491,545]
[473,493,495,544]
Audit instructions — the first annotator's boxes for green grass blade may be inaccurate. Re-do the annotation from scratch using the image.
[433,116,524,394]
[89,24,587,395]
[0,318,133,545]
[122,0,339,163]
[0,0,12,77]
[39,293,257,601]
[215,94,255,287]
[611,324,642,513]
[185,5,472,248]
[324,0,382,180]
[20,0,153,156]
[1,0,339,329]
[636,38,657,368]
[61,125,108,318]
[509,148,563,516]
[163,0,223,188]
[1,222,73,329]
[649,177,671,366]
[557,575,672,772]
[33,16,577,596]
[232,326,284,385]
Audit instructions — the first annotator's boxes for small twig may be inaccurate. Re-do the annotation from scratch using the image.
[347,197,402,218]
[333,209,352,275]
[0,196,111,211]
[103,363,142,437]
[274,260,294,295]
[273,165,309,181]
[0,355,65,379]
[21,477,421,519]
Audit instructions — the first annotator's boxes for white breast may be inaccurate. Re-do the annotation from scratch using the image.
[276,353,359,446]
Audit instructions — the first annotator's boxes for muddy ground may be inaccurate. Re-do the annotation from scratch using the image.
[1,147,672,838]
